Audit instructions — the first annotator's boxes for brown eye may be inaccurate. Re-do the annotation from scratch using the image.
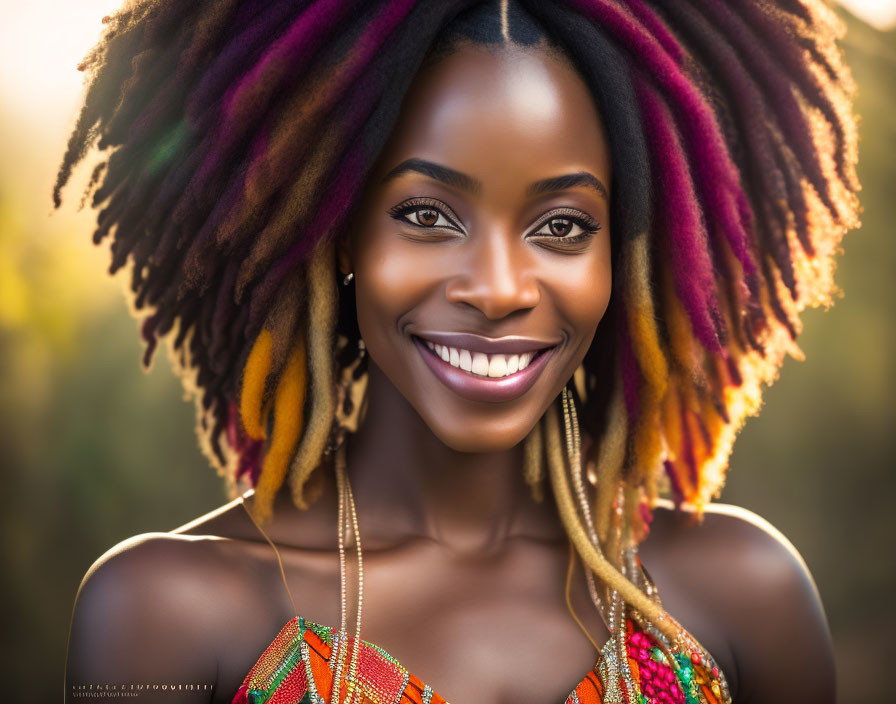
[388,198,463,233]
[417,208,439,227]
[548,217,573,237]
[528,208,601,246]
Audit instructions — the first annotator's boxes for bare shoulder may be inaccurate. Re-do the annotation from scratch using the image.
[648,499,813,564]
[644,500,835,704]
[65,506,253,704]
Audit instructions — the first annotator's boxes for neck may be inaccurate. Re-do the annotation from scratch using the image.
[345,362,563,554]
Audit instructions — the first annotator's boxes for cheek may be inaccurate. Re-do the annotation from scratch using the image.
[550,241,614,354]
[351,231,430,352]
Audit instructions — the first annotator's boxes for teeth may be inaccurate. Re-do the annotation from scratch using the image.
[471,352,489,376]
[488,355,507,377]
[459,349,472,372]
[424,339,543,379]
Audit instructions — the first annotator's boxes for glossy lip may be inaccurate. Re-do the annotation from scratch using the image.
[413,336,557,404]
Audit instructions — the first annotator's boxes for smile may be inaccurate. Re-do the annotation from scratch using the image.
[423,340,537,378]
[412,332,559,403]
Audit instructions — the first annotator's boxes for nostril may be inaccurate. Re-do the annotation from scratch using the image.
[445,276,540,320]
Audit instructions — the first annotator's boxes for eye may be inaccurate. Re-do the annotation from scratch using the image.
[387,197,463,233]
[527,207,602,246]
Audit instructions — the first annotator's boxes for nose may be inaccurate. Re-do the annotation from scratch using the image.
[444,229,541,319]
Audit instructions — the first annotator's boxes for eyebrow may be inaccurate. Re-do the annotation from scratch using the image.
[381,158,608,202]
[382,158,481,195]
[526,172,609,202]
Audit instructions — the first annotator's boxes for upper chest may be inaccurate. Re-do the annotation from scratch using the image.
[202,512,739,704]
[213,538,609,704]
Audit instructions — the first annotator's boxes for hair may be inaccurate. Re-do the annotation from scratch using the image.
[56,0,858,677]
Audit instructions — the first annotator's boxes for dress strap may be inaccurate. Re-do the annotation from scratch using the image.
[239,492,300,620]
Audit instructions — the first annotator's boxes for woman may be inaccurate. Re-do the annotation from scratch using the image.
[59,1,858,703]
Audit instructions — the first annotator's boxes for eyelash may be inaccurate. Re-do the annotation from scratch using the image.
[387,197,462,232]
[530,207,602,244]
[387,198,601,245]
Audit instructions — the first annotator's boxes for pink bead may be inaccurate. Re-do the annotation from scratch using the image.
[671,683,682,697]
[712,666,719,678]
[647,660,658,672]
[644,683,656,697]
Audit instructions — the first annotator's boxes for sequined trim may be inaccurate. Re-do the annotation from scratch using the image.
[299,640,326,704]
[391,671,410,704]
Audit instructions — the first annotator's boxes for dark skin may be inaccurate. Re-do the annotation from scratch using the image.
[65,43,835,704]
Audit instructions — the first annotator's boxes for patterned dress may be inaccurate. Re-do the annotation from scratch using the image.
[231,615,726,704]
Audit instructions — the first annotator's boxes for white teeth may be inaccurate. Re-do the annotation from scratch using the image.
[424,339,544,379]
[471,352,489,376]
[459,349,472,371]
[488,355,508,378]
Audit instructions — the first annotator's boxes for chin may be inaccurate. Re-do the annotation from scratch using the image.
[422,413,537,454]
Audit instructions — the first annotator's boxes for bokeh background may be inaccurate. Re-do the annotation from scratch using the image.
[1,1,893,702]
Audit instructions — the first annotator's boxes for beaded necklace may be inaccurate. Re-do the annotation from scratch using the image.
[559,388,731,704]
[330,443,364,704]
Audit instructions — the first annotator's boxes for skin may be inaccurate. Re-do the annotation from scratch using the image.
[65,43,835,704]
[342,42,612,454]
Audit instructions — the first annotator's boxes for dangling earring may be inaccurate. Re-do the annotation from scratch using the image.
[560,386,605,617]
[342,272,354,286]
[560,386,638,703]
[332,336,367,443]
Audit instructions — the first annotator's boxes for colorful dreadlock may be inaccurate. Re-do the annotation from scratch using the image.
[55,0,858,655]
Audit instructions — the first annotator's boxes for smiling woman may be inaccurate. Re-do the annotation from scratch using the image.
[345,44,613,450]
[57,1,858,704]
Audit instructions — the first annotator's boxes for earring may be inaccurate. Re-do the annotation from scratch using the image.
[561,387,606,620]
[342,272,354,286]
[561,386,599,543]
[561,386,639,702]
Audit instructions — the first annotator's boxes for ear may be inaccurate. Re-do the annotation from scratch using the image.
[336,234,353,278]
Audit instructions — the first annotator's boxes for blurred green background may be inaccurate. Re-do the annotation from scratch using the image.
[1,3,893,702]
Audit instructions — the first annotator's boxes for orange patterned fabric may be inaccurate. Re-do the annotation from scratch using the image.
[231,615,725,704]
[232,617,450,704]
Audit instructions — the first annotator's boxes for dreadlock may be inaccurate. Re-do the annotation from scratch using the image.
[56,0,858,674]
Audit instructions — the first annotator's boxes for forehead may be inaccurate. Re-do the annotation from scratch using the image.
[372,43,611,194]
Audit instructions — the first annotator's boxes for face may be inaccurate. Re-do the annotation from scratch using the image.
[343,42,613,453]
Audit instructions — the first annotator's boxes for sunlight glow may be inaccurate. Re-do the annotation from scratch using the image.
[0,1,122,124]
[838,0,896,29]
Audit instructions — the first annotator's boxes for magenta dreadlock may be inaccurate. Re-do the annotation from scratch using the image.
[55,0,858,666]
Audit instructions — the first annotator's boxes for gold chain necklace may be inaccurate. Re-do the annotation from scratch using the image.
[331,443,364,704]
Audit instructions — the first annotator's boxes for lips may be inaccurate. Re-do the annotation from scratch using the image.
[412,332,559,403]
